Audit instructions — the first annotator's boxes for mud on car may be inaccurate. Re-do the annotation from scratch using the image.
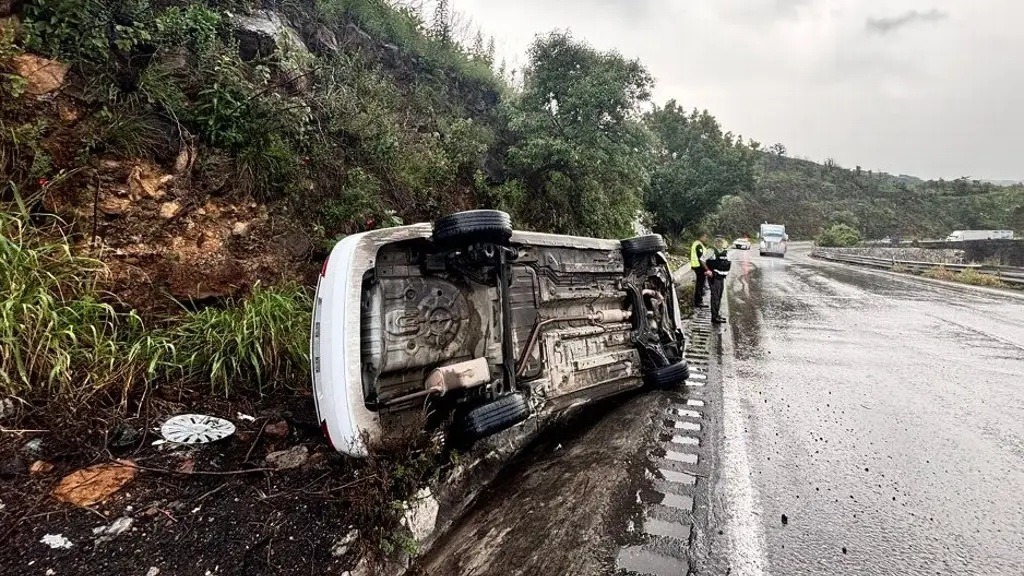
[310,210,689,456]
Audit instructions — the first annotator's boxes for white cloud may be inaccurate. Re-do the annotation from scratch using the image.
[448,0,1024,180]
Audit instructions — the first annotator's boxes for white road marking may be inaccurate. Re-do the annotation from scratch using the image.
[719,319,770,575]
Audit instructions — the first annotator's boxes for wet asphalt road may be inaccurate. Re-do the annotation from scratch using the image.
[710,245,1024,576]
[420,245,1024,576]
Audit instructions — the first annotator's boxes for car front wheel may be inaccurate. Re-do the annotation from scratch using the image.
[644,361,690,390]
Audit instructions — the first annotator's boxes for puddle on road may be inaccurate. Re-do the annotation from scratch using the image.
[616,546,689,575]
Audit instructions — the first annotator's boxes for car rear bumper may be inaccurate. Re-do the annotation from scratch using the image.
[311,224,432,456]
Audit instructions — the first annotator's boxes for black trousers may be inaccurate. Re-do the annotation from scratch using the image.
[692,267,706,307]
[710,274,725,318]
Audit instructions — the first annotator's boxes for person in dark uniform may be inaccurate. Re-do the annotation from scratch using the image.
[705,235,731,323]
[689,232,711,308]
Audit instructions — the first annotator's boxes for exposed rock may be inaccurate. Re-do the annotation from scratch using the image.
[99,196,132,216]
[29,460,54,475]
[231,10,307,62]
[52,460,138,507]
[129,164,173,200]
[0,397,14,421]
[160,46,190,72]
[281,231,312,260]
[231,221,251,237]
[303,23,339,55]
[263,419,289,439]
[58,101,82,123]
[159,201,181,219]
[165,257,246,301]
[22,437,44,455]
[265,445,309,470]
[339,24,374,52]
[331,529,359,557]
[173,143,197,175]
[12,54,69,95]
[92,517,133,544]
[402,488,439,542]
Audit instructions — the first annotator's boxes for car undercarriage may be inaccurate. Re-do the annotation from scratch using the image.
[311,210,689,454]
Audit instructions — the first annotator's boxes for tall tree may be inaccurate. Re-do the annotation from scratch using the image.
[643,101,756,238]
[432,0,450,43]
[503,32,655,238]
[485,36,496,64]
[471,30,484,58]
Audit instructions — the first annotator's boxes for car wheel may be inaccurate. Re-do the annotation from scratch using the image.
[645,361,690,390]
[457,392,530,441]
[621,234,668,256]
[432,209,513,249]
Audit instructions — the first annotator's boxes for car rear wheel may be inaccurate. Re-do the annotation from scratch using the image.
[645,361,690,390]
[621,234,668,256]
[432,209,513,249]
[456,392,530,441]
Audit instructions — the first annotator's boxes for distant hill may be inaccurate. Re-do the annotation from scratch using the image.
[981,179,1023,187]
[709,154,1024,240]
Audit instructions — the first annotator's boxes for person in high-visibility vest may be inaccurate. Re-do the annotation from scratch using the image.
[689,232,711,308]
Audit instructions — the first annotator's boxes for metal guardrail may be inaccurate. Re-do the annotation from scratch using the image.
[811,250,1024,285]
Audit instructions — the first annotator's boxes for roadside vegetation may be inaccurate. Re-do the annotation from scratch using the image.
[2,0,758,416]
[3,0,1017,571]
[709,151,1024,241]
[817,223,862,247]
[0,193,310,409]
[921,266,1008,288]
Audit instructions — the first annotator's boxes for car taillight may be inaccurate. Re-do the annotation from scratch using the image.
[320,255,330,277]
[320,420,335,450]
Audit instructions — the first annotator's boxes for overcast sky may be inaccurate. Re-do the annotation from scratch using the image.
[448,0,1023,181]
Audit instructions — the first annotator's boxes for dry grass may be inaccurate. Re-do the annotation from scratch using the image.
[921,266,1007,288]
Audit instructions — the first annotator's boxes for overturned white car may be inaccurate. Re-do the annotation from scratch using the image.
[310,210,689,456]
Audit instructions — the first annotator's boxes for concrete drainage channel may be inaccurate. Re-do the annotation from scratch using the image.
[615,306,716,576]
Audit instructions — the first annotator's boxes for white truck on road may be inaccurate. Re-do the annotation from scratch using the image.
[759,223,788,257]
[945,230,1014,241]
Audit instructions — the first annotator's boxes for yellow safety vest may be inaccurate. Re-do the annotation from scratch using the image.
[690,240,705,268]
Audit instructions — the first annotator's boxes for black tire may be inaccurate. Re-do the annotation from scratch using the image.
[432,210,513,249]
[621,234,668,256]
[644,361,690,390]
[457,393,530,441]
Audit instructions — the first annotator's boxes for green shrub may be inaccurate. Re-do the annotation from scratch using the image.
[818,223,862,247]
[166,282,311,396]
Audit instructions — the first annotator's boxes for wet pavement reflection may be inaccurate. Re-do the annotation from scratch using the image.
[709,246,1024,576]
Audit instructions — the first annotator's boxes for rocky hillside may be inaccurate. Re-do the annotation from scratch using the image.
[2,0,514,312]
